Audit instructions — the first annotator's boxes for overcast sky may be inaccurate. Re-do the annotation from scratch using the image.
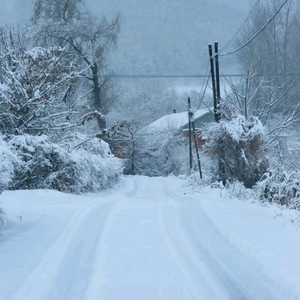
[0,0,250,26]
[217,0,249,11]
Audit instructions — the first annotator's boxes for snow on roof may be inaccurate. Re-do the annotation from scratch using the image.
[146,109,211,132]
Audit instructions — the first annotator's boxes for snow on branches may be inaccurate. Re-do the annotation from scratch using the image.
[0,25,123,195]
[0,25,79,136]
[205,114,268,188]
[0,135,20,193]
[255,169,300,209]
[8,134,122,193]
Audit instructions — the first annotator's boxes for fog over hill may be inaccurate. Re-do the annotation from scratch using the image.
[1,0,248,74]
[91,0,248,74]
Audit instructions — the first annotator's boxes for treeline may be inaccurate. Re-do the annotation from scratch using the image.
[0,0,123,198]
[205,0,300,208]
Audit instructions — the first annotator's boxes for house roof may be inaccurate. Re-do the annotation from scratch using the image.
[145,109,212,132]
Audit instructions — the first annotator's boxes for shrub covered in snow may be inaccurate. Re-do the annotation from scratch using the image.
[0,27,79,137]
[0,26,123,196]
[0,135,20,231]
[98,120,188,176]
[8,134,123,194]
[255,169,300,209]
[205,115,269,188]
[224,180,255,201]
[0,135,20,193]
[136,130,188,177]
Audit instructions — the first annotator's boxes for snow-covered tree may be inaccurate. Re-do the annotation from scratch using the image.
[0,134,20,231]
[214,0,300,192]
[205,114,269,188]
[107,80,183,128]
[255,169,300,208]
[30,0,120,126]
[97,120,188,176]
[0,25,79,137]
[0,25,123,195]
[224,66,300,140]
[137,129,188,177]
[8,134,122,193]
[234,0,300,125]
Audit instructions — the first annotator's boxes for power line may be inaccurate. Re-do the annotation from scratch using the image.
[192,59,211,113]
[193,70,211,113]
[193,59,211,112]
[112,74,213,78]
[220,0,261,53]
[220,0,288,57]
[112,72,299,79]
[113,74,241,78]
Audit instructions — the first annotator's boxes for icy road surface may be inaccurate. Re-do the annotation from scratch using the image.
[0,176,297,299]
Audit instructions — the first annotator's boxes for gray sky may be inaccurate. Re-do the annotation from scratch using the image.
[217,0,250,11]
[0,0,250,74]
[0,0,250,26]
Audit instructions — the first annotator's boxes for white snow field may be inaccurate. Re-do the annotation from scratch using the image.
[0,176,299,300]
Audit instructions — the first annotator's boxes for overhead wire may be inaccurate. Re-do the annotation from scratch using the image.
[193,71,211,114]
[220,0,261,54]
[193,59,211,113]
[220,0,288,57]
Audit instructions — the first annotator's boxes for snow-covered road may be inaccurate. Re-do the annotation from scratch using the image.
[0,176,298,299]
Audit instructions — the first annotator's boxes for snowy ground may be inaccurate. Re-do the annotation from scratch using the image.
[0,176,299,300]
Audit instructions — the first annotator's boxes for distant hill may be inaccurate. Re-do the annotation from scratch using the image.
[0,0,32,25]
[0,0,247,75]
[93,0,247,74]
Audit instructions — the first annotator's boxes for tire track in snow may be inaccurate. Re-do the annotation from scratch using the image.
[163,180,278,300]
[46,201,116,300]
[159,197,232,300]
[9,198,117,300]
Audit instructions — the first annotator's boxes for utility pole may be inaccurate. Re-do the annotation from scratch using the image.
[208,42,225,184]
[189,108,203,180]
[188,97,193,171]
[208,44,218,123]
[214,42,221,122]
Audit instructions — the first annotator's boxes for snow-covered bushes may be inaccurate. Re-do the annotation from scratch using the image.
[205,115,269,188]
[8,135,122,194]
[0,26,79,136]
[0,26,123,195]
[98,119,188,176]
[225,180,254,201]
[0,135,20,231]
[255,169,300,209]
[136,130,188,177]
[0,136,20,193]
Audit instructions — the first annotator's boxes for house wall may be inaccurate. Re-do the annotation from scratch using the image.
[181,112,214,150]
[182,130,205,149]
[193,112,215,129]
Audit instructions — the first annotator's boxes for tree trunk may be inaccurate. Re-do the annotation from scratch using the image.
[91,63,101,109]
[91,63,106,129]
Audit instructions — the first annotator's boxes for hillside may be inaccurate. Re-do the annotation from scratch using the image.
[0,0,247,75]
[95,0,247,74]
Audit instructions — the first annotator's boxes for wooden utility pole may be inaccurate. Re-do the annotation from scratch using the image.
[208,45,218,123]
[208,42,225,184]
[190,110,203,180]
[214,42,221,122]
[188,97,193,170]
